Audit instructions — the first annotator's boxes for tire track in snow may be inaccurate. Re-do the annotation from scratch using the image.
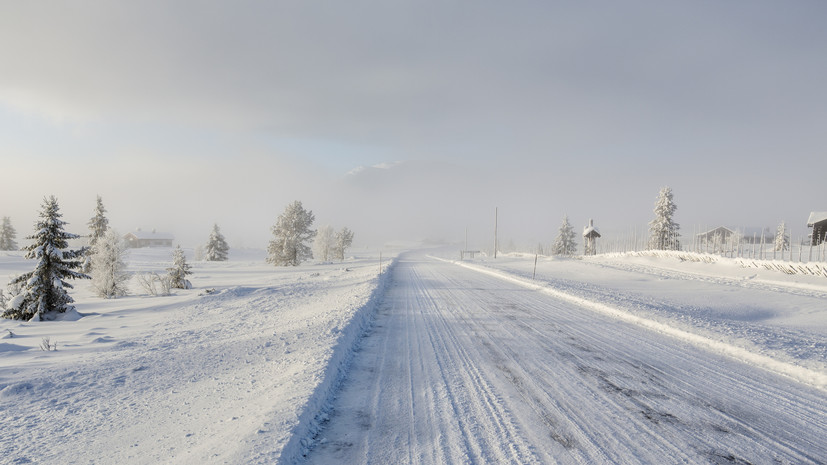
[445,257,827,463]
[303,256,539,464]
[303,253,827,464]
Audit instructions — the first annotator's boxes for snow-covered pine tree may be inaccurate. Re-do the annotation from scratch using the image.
[2,196,90,321]
[551,215,577,256]
[84,196,109,272]
[648,186,681,250]
[313,225,334,262]
[204,223,229,261]
[267,201,316,266]
[0,216,17,251]
[167,245,193,289]
[88,196,109,248]
[91,229,130,298]
[775,221,789,252]
[333,227,354,261]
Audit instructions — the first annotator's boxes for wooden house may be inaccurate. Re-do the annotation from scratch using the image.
[807,212,827,245]
[582,219,601,255]
[696,226,735,244]
[124,229,174,248]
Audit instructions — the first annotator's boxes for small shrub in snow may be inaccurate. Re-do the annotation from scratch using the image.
[39,337,57,351]
[137,272,172,296]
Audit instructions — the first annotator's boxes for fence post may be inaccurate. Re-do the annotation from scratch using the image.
[533,254,538,280]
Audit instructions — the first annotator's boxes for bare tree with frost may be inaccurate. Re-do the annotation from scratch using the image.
[333,227,354,261]
[648,186,681,250]
[267,201,316,266]
[91,229,130,298]
[2,196,89,320]
[314,225,335,262]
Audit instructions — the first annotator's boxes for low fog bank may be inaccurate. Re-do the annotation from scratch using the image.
[2,158,819,256]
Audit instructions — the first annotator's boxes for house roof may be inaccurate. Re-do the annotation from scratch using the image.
[124,230,174,240]
[697,226,735,236]
[807,212,827,226]
[582,219,600,237]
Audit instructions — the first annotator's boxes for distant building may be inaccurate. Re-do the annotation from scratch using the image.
[807,212,827,245]
[124,229,174,248]
[738,227,773,244]
[583,219,601,255]
[696,226,735,243]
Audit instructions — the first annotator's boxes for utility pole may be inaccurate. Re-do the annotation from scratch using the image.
[494,207,498,259]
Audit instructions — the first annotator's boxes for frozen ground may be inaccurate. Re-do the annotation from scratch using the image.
[0,247,395,464]
[2,247,826,464]
[305,251,827,464]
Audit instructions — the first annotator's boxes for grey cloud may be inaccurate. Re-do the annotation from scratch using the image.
[2,1,826,247]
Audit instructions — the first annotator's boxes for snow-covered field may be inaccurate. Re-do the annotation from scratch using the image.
[2,247,826,464]
[0,247,396,464]
[446,250,827,383]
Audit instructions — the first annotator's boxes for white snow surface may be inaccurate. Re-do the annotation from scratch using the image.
[1,248,396,464]
[2,247,827,464]
[304,251,827,464]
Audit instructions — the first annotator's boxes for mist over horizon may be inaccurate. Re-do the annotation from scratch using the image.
[2,1,825,252]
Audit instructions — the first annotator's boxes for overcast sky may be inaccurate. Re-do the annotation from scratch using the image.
[2,1,826,251]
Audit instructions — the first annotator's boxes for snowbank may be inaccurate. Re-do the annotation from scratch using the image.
[276,256,397,464]
[437,254,827,392]
[0,250,397,464]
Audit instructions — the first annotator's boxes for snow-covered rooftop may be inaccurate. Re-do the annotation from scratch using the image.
[582,219,600,237]
[807,212,827,226]
[124,229,174,240]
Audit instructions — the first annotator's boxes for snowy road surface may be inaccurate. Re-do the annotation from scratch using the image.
[304,253,827,464]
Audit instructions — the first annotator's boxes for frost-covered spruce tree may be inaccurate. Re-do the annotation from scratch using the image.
[84,195,109,271]
[0,216,17,251]
[91,229,130,298]
[204,223,229,261]
[267,201,316,266]
[167,245,193,289]
[88,196,109,248]
[648,186,681,250]
[313,225,334,262]
[333,227,354,261]
[551,215,577,256]
[775,221,789,252]
[3,196,90,321]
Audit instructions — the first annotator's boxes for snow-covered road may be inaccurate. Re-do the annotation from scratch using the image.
[304,253,827,464]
